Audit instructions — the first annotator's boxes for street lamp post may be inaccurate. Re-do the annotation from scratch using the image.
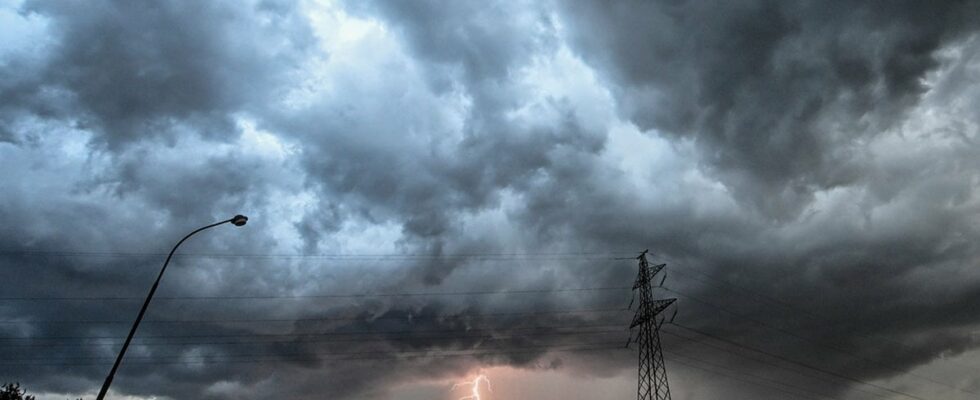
[96,215,248,400]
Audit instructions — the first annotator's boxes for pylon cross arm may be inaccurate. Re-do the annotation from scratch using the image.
[648,298,676,315]
[630,298,676,328]
[650,263,667,275]
[632,263,667,289]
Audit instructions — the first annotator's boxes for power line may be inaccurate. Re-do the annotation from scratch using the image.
[0,286,631,301]
[0,343,626,367]
[663,350,842,400]
[0,250,632,260]
[0,323,627,342]
[670,322,928,400]
[41,341,623,362]
[661,328,893,400]
[0,307,629,324]
[5,334,628,361]
[0,329,626,349]
[660,285,978,397]
[667,265,980,376]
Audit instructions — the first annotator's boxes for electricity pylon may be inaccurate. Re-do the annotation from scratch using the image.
[626,250,676,400]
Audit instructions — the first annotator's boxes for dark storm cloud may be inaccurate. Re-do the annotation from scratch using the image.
[0,146,310,398]
[501,106,980,394]
[331,0,980,397]
[2,0,312,149]
[548,2,980,394]
[560,0,980,217]
[284,0,980,395]
[0,0,321,398]
[276,0,606,284]
[3,0,980,399]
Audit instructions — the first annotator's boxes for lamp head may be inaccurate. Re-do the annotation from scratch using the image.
[231,215,248,227]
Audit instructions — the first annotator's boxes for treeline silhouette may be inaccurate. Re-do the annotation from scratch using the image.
[1,382,80,400]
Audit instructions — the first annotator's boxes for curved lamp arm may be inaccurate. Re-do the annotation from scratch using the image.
[96,215,247,400]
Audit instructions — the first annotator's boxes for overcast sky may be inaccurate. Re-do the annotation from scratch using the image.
[2,0,980,399]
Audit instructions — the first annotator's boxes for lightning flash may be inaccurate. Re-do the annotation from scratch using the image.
[451,373,492,400]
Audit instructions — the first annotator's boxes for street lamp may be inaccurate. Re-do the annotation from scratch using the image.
[96,215,248,400]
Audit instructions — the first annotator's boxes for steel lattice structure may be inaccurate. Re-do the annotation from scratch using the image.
[627,250,676,400]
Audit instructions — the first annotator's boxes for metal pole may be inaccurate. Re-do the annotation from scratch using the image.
[96,215,247,400]
[628,250,675,400]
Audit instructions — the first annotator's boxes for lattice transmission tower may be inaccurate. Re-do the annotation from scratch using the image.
[626,250,677,400]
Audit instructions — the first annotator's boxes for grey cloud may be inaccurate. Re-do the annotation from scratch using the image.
[488,21,980,393]
[271,0,607,284]
[3,1,980,399]
[0,1,322,397]
[345,0,557,93]
[559,0,980,217]
[2,0,312,149]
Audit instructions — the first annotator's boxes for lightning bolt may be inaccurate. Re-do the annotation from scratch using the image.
[451,372,491,400]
